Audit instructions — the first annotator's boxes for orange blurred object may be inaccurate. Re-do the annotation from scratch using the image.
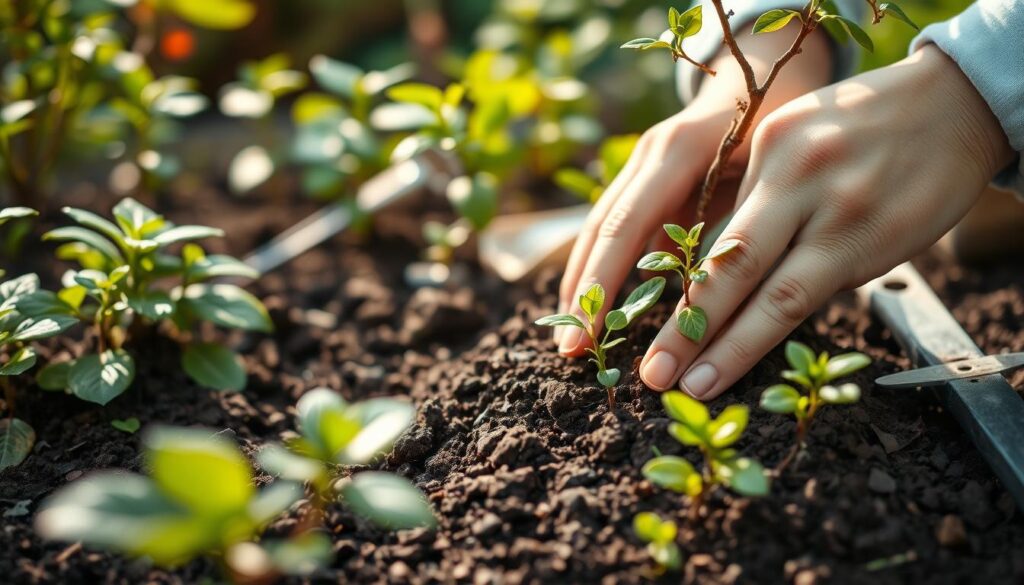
[161,29,195,62]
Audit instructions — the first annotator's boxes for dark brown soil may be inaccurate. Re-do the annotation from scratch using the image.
[2,183,1023,584]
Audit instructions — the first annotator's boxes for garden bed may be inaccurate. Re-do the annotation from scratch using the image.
[2,188,1023,584]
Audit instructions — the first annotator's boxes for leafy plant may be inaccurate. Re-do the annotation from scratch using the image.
[0,208,76,471]
[622,2,917,222]
[18,198,269,404]
[760,341,869,466]
[535,278,666,408]
[35,426,303,574]
[637,223,738,343]
[633,512,681,572]
[258,387,436,531]
[643,391,768,516]
[554,134,639,203]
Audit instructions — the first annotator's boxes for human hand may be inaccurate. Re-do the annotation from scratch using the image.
[554,26,833,362]
[645,44,1014,400]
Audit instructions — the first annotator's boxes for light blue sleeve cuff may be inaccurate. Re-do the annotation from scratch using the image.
[676,0,866,103]
[909,0,1024,197]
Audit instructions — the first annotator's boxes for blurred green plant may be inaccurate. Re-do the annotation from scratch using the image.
[643,391,768,517]
[633,511,681,572]
[535,277,665,408]
[16,198,268,404]
[554,133,639,203]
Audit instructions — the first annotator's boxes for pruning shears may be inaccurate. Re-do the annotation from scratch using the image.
[875,352,1024,389]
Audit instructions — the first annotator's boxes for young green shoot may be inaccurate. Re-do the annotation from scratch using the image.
[622,3,918,221]
[633,512,681,573]
[535,278,666,409]
[760,341,870,469]
[643,391,768,518]
[637,223,738,343]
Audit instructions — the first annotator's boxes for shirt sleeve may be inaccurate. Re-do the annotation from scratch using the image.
[909,0,1024,196]
[676,0,866,103]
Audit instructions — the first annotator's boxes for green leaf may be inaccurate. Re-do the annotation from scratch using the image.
[68,350,135,405]
[676,305,708,343]
[637,252,682,272]
[37,361,72,391]
[826,16,874,51]
[701,239,740,262]
[127,291,175,320]
[824,352,870,381]
[0,207,37,228]
[0,418,35,471]
[10,316,77,342]
[673,4,703,38]
[604,310,628,332]
[708,405,749,448]
[554,168,601,202]
[633,511,677,545]
[294,388,359,462]
[662,391,709,430]
[579,283,605,324]
[265,532,333,576]
[781,369,813,389]
[753,8,802,33]
[760,384,801,413]
[60,207,125,247]
[180,284,273,333]
[112,418,141,433]
[668,421,704,446]
[717,457,769,496]
[146,426,254,515]
[341,398,415,464]
[308,55,363,99]
[597,368,621,388]
[167,0,255,30]
[602,338,627,350]
[340,472,436,529]
[445,173,498,231]
[14,290,76,318]
[879,2,919,29]
[617,277,666,324]
[668,6,680,29]
[468,94,510,141]
[535,313,585,329]
[642,455,702,496]
[151,225,224,246]
[43,227,124,264]
[785,341,816,375]
[663,224,689,249]
[0,346,36,376]
[258,444,326,484]
[182,343,247,392]
[649,542,682,571]
[188,255,260,281]
[113,198,163,235]
[387,83,444,112]
[620,38,659,50]
[819,382,861,404]
[35,471,213,566]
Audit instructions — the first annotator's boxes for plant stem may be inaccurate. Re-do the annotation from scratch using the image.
[1,376,15,418]
[694,1,819,222]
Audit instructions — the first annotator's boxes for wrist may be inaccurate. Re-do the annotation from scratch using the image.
[913,44,1014,178]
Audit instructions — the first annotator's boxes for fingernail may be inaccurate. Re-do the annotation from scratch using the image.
[553,326,564,345]
[680,363,719,398]
[559,328,584,355]
[642,351,679,390]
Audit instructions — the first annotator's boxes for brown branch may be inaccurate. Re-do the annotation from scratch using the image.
[693,8,818,222]
[675,51,718,77]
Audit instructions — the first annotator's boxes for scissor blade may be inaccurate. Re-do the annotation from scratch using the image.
[875,352,1024,389]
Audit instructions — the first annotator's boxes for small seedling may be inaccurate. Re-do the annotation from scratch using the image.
[36,426,303,572]
[258,388,436,530]
[633,512,681,572]
[637,223,738,343]
[643,391,768,517]
[18,198,270,404]
[535,277,666,408]
[110,418,141,434]
[760,341,869,467]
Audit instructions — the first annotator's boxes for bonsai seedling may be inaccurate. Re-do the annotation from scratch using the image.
[258,388,436,530]
[535,277,666,408]
[643,391,768,517]
[18,198,270,404]
[633,512,681,573]
[760,341,870,467]
[637,223,738,342]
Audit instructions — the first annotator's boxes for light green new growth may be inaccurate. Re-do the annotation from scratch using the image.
[633,512,682,572]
